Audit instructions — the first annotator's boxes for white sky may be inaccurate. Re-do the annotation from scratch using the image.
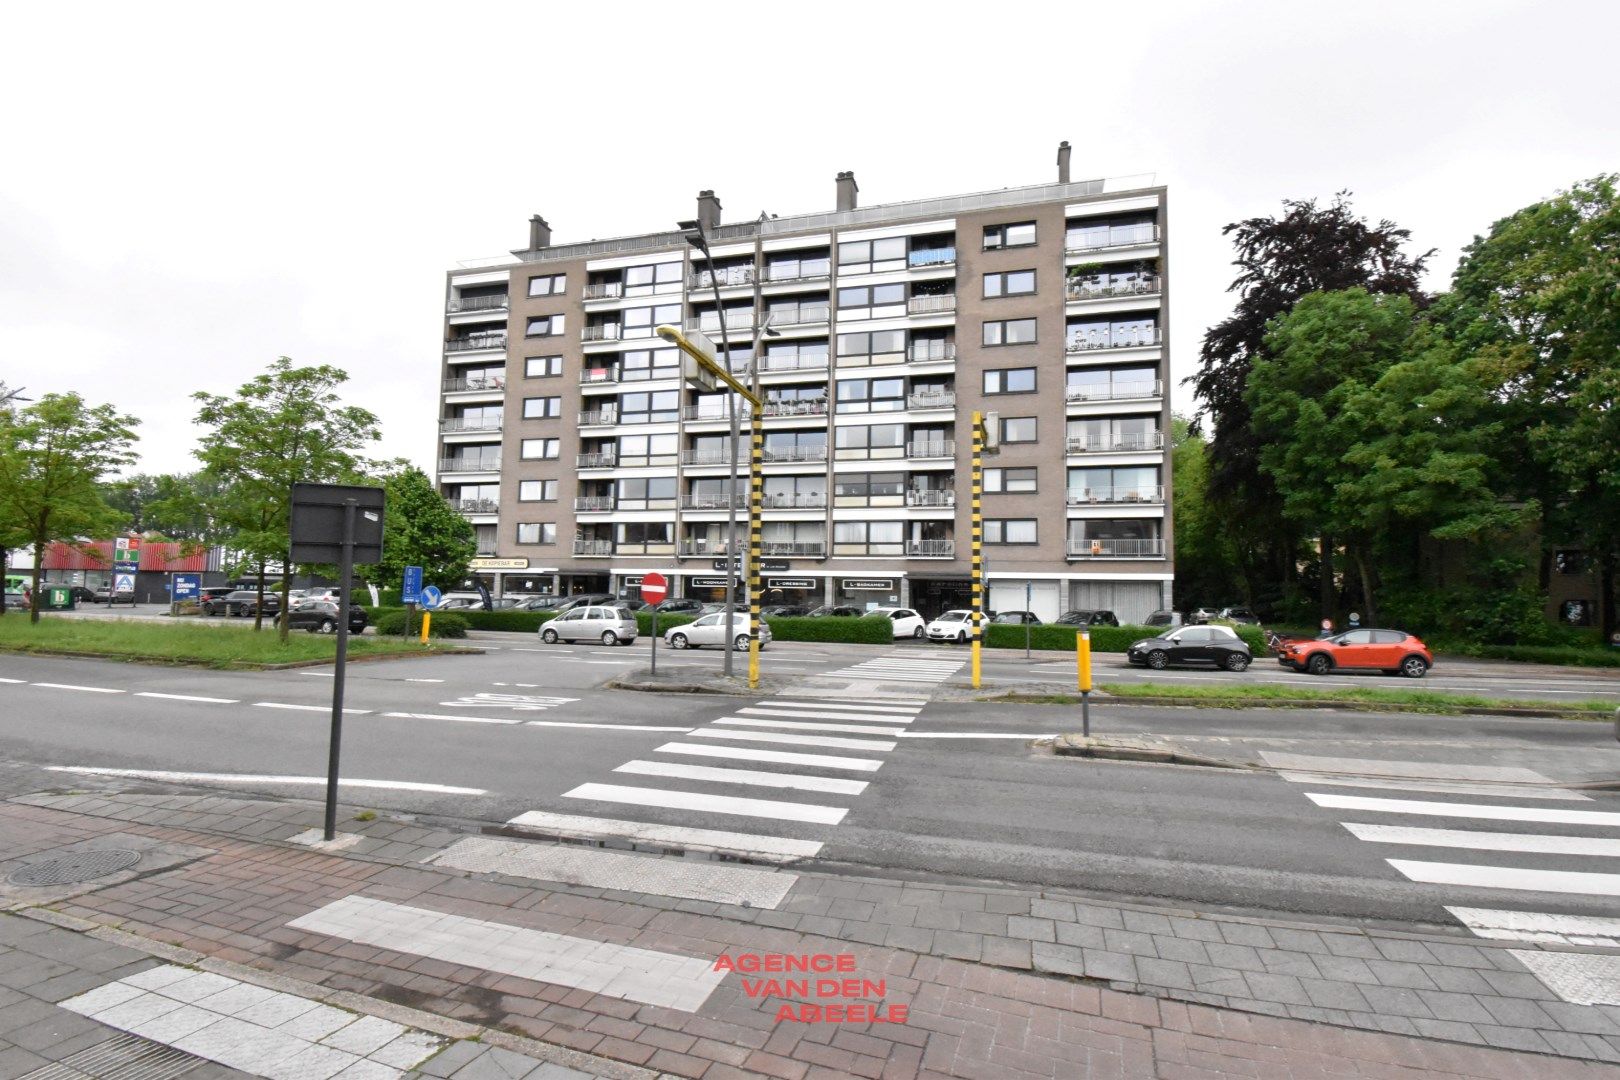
[3,0,1615,476]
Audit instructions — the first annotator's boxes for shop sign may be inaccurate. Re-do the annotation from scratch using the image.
[692,577,730,587]
[769,578,817,589]
[471,557,528,570]
[620,576,644,587]
[841,579,894,591]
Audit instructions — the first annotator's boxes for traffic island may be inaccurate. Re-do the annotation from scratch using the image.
[1052,732,1257,769]
[608,668,796,695]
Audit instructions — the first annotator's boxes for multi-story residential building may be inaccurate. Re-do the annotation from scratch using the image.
[435,144,1173,622]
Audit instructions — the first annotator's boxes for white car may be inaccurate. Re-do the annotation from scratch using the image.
[868,606,926,639]
[541,604,638,646]
[665,612,773,651]
[926,609,977,643]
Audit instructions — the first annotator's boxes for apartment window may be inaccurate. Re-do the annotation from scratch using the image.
[616,522,673,549]
[1065,213,1156,251]
[1001,416,1037,443]
[763,474,825,504]
[836,237,906,274]
[619,432,678,466]
[525,314,565,337]
[624,261,683,297]
[525,355,563,378]
[834,472,904,505]
[616,477,676,510]
[837,284,905,310]
[983,319,1037,346]
[836,330,904,366]
[983,222,1036,250]
[520,438,559,460]
[764,250,830,282]
[1068,465,1162,502]
[1065,365,1159,401]
[518,480,558,502]
[516,523,557,545]
[523,396,562,419]
[764,429,828,455]
[834,423,905,459]
[1066,316,1159,350]
[983,270,1036,298]
[620,347,678,382]
[983,368,1036,395]
[984,467,1037,493]
[765,384,827,410]
[448,483,499,510]
[834,520,904,557]
[835,377,904,414]
[984,519,1038,544]
[762,339,830,370]
[1067,416,1160,451]
[622,304,682,340]
[527,274,565,297]
[619,390,679,424]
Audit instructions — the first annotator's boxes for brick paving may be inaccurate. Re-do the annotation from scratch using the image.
[1,793,1618,1078]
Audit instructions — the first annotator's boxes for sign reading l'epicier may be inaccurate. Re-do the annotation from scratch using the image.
[716,952,909,1024]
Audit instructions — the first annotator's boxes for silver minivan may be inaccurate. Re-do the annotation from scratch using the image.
[539,604,638,646]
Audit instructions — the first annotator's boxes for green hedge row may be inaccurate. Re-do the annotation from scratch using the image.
[761,615,894,644]
[373,610,468,638]
[1441,643,1620,668]
[981,623,1268,653]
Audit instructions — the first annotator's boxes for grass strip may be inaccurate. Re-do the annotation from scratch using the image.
[0,616,456,669]
[985,682,1613,717]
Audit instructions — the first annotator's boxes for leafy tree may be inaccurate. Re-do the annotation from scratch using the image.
[0,394,139,622]
[101,472,228,542]
[1168,418,1244,612]
[190,358,379,639]
[373,464,476,594]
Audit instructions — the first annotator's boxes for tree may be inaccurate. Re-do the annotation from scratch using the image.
[0,394,139,622]
[190,358,379,640]
[101,471,229,542]
[372,465,476,595]
[1168,417,1244,612]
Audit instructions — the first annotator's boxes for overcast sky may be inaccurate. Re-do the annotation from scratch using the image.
[3,0,1615,477]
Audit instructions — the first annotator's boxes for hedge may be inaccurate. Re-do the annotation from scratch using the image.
[983,623,1268,653]
[374,610,468,638]
[760,615,894,644]
[1440,643,1620,668]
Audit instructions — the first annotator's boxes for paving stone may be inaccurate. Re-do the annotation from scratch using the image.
[1477,995,1560,1031]
[1267,928,1327,954]
[1030,942,1086,978]
[1358,985,1435,1019]
[1239,972,1312,1007]
[1475,1024,1557,1054]
[930,932,984,962]
[1479,968,1560,1001]
[1150,937,1210,966]
[1254,948,1319,979]
[1166,917,1225,944]
[1217,923,1275,949]
[1186,964,1248,998]
[1424,965,1496,996]
[1027,899,1074,921]
[979,936,1032,971]
[1541,1000,1620,1036]
[1068,904,1125,930]
[1319,933,1384,959]
[1296,977,1371,1013]
[1413,990,1497,1025]
[1311,953,1378,984]
[1412,1017,1484,1045]
[1100,929,1158,957]
[1005,917,1055,943]
[1134,957,1195,992]
[1203,943,1266,973]
[1052,922,1104,950]
[1365,959,1439,991]
[1372,938,1440,965]
[1119,910,1174,936]
[419,1041,493,1077]
[1080,949,1137,983]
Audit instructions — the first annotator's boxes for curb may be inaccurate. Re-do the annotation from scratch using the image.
[974,689,1609,721]
[1051,733,1255,770]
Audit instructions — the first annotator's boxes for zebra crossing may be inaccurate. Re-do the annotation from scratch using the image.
[817,654,965,685]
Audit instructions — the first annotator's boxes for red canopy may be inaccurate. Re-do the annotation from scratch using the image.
[42,540,209,572]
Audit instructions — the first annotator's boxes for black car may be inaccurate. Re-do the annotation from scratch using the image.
[761,605,808,617]
[1056,609,1120,627]
[555,593,616,612]
[64,585,97,603]
[614,596,648,611]
[513,596,568,611]
[195,587,235,612]
[1144,609,1184,628]
[654,597,706,614]
[93,586,136,606]
[805,605,863,618]
[276,600,367,635]
[1126,625,1252,671]
[204,589,280,617]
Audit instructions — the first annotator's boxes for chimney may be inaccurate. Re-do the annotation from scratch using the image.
[1056,141,1072,185]
[696,190,722,233]
[836,171,859,211]
[528,215,551,250]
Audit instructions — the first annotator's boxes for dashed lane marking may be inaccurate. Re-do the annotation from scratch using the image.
[894,731,1060,738]
[43,765,486,795]
[653,742,884,772]
[135,692,240,704]
[525,720,693,732]
[405,678,444,683]
[563,782,849,825]
[0,677,26,684]
[614,759,869,795]
[504,809,823,861]
[32,682,123,694]
[380,711,523,725]
[254,702,371,715]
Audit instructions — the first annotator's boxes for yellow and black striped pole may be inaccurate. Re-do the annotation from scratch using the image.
[971,409,984,688]
[747,410,765,689]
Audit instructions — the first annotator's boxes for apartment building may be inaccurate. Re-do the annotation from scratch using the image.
[435,144,1173,623]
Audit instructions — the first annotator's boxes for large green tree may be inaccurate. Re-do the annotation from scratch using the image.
[373,464,476,595]
[101,471,229,542]
[1168,417,1244,612]
[0,394,139,622]
[191,358,379,640]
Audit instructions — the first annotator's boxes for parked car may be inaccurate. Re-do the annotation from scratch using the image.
[665,612,773,651]
[760,605,807,618]
[926,609,976,643]
[654,597,706,615]
[92,586,136,605]
[614,596,648,611]
[196,587,236,612]
[869,606,926,638]
[1144,609,1184,629]
[991,611,1042,625]
[1055,610,1118,627]
[2,589,27,611]
[202,589,278,617]
[540,604,638,646]
[1276,629,1432,678]
[554,593,615,612]
[1127,625,1252,671]
[64,585,97,603]
[1217,606,1261,625]
[512,595,567,611]
[1187,607,1218,625]
[276,599,367,635]
[805,605,863,618]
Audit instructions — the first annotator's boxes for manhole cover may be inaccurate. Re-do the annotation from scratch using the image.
[8,849,142,886]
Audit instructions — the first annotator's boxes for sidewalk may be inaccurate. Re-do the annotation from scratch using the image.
[1,788,1617,1079]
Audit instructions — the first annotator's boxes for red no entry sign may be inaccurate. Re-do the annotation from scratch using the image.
[641,571,668,605]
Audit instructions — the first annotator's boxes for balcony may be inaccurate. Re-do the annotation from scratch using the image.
[907,391,955,410]
[1068,538,1167,559]
[907,294,957,316]
[906,343,956,364]
[907,441,954,459]
[578,408,618,426]
[685,309,757,334]
[440,415,503,433]
[583,282,624,301]
[762,265,831,285]
[445,335,506,353]
[1065,380,1163,403]
[447,295,509,313]
[1066,487,1166,505]
[681,449,735,466]
[1065,327,1162,353]
[438,457,500,473]
[906,539,956,557]
[1065,275,1162,301]
[577,452,616,468]
[756,353,829,373]
[580,366,619,385]
[573,540,614,557]
[574,496,615,512]
[1064,223,1160,254]
[691,267,755,289]
[762,399,828,418]
[905,489,956,508]
[761,540,826,557]
[682,403,750,422]
[762,492,826,509]
[582,324,622,342]
[1065,432,1166,454]
[765,303,830,327]
[442,375,506,393]
[762,445,827,463]
[908,248,956,269]
[680,493,745,510]
[446,497,499,514]
[679,541,737,556]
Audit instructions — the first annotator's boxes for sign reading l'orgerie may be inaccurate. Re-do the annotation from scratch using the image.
[715,952,909,1024]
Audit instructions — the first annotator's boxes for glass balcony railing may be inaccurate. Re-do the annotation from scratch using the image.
[762,399,828,417]
[678,540,737,555]
[906,441,953,459]
[681,449,736,466]
[445,497,499,514]
[907,391,955,410]
[761,540,826,557]
[907,248,956,268]
[905,489,956,507]
[578,409,618,426]
[757,352,829,373]
[1064,380,1163,402]
[574,496,614,512]
[761,445,827,463]
[1065,327,1162,352]
[685,309,757,333]
[438,457,499,473]
[447,295,509,313]
[1065,486,1165,505]
[762,492,827,509]
[582,325,622,342]
[680,493,746,510]
[691,267,755,289]
[1067,537,1167,558]
[1065,275,1162,301]
[1064,223,1160,253]
[907,294,957,315]
[582,282,624,300]
[1064,432,1165,453]
[580,366,618,384]
[765,303,831,327]
[906,343,956,363]
[762,264,832,284]
[445,335,506,352]
[442,375,505,393]
[573,540,614,556]
[576,452,616,468]
[439,416,503,433]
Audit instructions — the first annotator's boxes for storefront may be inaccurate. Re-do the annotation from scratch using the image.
[763,576,819,609]
[830,576,902,611]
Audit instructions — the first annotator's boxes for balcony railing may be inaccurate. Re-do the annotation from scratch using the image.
[438,457,500,473]
[1065,380,1163,402]
[906,539,956,557]
[907,294,957,315]
[1065,275,1162,301]
[762,265,831,284]
[685,309,757,333]
[447,295,509,313]
[682,404,749,422]
[439,416,503,433]
[762,445,827,463]
[1064,223,1160,254]
[907,441,954,459]
[582,282,624,301]
[582,324,621,342]
[691,267,756,289]
[577,452,616,468]
[1067,538,1167,558]
[679,541,736,555]
[906,343,956,364]
[1065,487,1166,505]
[757,352,829,373]
[580,366,618,384]
[445,497,499,514]
[907,248,956,269]
[766,303,830,327]
[442,375,506,393]
[762,399,828,417]
[905,489,956,507]
[1065,327,1162,352]
[762,492,827,509]
[680,493,745,510]
[574,496,614,512]
[761,540,826,557]
[573,540,614,556]
[578,409,618,426]
[907,391,955,410]
[445,335,506,353]
[681,449,735,466]
[1064,432,1166,453]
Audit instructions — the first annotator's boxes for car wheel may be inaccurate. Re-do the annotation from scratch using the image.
[912,626,924,639]
[1223,652,1251,672]
[733,634,749,651]
[1399,655,1429,679]
[541,628,559,644]
[670,633,689,650]
[956,631,967,644]
[601,631,618,646]
[1306,654,1333,676]
[1146,650,1168,670]
[316,619,336,634]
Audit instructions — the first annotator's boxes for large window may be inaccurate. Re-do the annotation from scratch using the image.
[522,396,561,419]
[984,519,1037,544]
[836,330,904,367]
[615,522,673,552]
[525,355,563,379]
[619,432,679,466]
[1067,519,1163,558]
[983,222,1036,250]
[836,237,906,274]
[525,314,565,337]
[834,471,905,506]
[624,261,683,297]
[763,429,828,461]
[1067,416,1160,452]
[619,390,679,424]
[764,250,830,282]
[616,477,676,510]
[983,318,1037,346]
[516,523,557,545]
[835,377,904,414]
[622,304,681,340]
[762,338,830,371]
[527,274,565,297]
[620,347,679,381]
[763,474,825,508]
[520,438,559,460]
[983,368,1036,395]
[518,479,557,502]
[836,283,905,315]
[1067,465,1162,502]
[1064,213,1156,251]
[983,270,1036,298]
[1000,416,1038,444]
[834,520,904,557]
[984,467,1037,494]
[1066,316,1159,350]
[1064,365,1159,401]
[834,423,905,459]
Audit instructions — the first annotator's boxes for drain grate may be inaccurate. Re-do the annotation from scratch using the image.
[8,849,142,887]
[19,1032,204,1080]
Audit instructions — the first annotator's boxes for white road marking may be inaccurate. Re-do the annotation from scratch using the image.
[405,678,444,683]
[615,759,867,795]
[33,682,123,694]
[289,895,725,1011]
[1278,771,1591,801]
[689,729,896,751]
[43,765,485,795]
[760,701,920,714]
[739,707,914,724]
[1305,793,1620,828]
[1446,907,1620,948]
[1508,951,1620,1006]
[1344,823,1620,857]
[504,809,823,861]
[653,742,884,772]
[526,720,692,732]
[299,671,336,678]
[1264,753,1554,784]
[895,732,1059,739]
[714,717,910,736]
[1387,859,1620,896]
[381,711,523,725]
[0,677,28,684]
[563,782,847,824]
[441,692,577,711]
[254,702,371,714]
[429,836,797,908]
[135,692,240,704]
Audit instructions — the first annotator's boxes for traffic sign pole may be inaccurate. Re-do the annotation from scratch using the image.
[324,499,356,842]
[640,572,668,677]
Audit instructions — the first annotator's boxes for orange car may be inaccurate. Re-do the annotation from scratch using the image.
[1276,629,1433,679]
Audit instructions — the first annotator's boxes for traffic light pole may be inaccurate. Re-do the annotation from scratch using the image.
[747,406,764,689]
[971,410,984,689]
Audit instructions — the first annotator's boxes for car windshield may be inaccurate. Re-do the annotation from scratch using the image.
[938,612,968,622]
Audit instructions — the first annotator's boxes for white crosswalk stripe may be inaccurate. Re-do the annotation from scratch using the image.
[1387,860,1620,896]
[563,782,848,825]
[1445,907,1620,948]
[713,717,912,736]
[1306,793,1620,827]
[1279,771,1592,801]
[688,728,897,751]
[762,701,922,713]
[739,706,916,723]
[1343,823,1620,858]
[819,656,965,684]
[614,759,868,795]
[504,810,822,861]
[652,741,885,772]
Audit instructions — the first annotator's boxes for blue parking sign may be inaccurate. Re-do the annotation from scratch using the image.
[402,565,424,605]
